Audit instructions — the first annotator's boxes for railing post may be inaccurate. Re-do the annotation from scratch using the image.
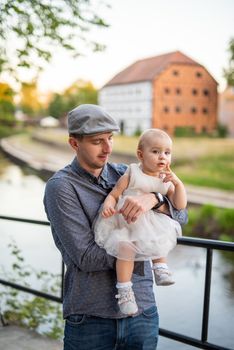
[201,247,213,342]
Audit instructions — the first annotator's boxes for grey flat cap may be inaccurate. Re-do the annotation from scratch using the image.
[68,104,120,135]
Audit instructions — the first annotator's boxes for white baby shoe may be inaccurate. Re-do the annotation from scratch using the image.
[153,266,175,286]
[115,286,138,315]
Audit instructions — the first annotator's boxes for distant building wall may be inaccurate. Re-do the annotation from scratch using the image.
[152,64,218,134]
[99,82,152,135]
[219,87,234,137]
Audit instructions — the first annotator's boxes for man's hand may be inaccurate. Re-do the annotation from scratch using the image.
[119,193,163,224]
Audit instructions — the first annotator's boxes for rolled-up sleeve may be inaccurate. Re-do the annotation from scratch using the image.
[164,196,188,226]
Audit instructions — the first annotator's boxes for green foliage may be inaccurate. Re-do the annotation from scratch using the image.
[0,240,63,339]
[216,124,228,138]
[184,205,234,241]
[174,127,196,137]
[223,37,234,87]
[133,126,142,137]
[0,0,109,81]
[48,80,98,119]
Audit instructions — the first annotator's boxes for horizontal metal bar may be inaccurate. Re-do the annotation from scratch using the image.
[0,278,62,303]
[0,215,233,251]
[159,328,232,350]
[0,215,50,226]
[177,236,234,251]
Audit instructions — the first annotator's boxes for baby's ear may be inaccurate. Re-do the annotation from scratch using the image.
[137,149,143,160]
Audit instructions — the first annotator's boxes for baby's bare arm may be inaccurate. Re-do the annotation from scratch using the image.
[102,173,130,217]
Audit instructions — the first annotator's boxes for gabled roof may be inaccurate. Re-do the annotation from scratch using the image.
[104,51,202,86]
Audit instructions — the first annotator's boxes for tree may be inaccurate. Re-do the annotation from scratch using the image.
[48,80,97,119]
[19,81,41,117]
[0,0,109,81]
[223,37,234,87]
[0,82,15,126]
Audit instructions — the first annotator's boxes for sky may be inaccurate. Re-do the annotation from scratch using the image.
[38,0,234,94]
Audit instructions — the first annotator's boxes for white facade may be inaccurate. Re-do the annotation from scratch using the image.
[99,81,152,135]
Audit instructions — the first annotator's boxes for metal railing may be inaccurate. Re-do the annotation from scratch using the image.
[0,215,234,350]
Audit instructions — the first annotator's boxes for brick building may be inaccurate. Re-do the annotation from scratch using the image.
[99,51,218,135]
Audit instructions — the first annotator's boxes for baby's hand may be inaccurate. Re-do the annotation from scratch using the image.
[162,164,182,187]
[102,206,116,218]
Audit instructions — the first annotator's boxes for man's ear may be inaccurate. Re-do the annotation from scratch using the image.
[69,137,79,151]
[137,149,143,161]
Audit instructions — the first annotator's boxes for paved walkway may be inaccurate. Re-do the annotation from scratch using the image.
[0,325,62,350]
[1,134,234,209]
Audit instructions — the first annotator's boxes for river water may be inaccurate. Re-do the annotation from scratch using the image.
[0,151,233,349]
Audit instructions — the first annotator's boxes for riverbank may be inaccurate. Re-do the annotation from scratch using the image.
[1,132,234,208]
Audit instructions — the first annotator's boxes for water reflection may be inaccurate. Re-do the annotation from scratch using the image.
[0,151,233,348]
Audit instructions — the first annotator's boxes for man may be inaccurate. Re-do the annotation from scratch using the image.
[44,104,187,350]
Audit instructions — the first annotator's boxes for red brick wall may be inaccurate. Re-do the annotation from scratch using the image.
[152,64,218,135]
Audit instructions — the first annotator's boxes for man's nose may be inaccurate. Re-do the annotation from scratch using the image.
[103,140,112,153]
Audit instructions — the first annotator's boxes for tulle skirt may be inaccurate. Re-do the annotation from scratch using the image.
[94,196,182,261]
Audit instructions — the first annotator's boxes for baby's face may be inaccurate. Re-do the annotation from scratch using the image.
[138,136,172,175]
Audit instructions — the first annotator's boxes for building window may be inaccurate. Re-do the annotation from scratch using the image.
[202,107,208,114]
[196,71,202,78]
[163,106,169,113]
[175,88,181,95]
[164,87,170,94]
[192,88,198,95]
[175,106,181,113]
[203,89,209,96]
[173,70,179,76]
[191,107,197,114]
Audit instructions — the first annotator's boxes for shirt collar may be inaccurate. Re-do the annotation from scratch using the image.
[71,157,108,183]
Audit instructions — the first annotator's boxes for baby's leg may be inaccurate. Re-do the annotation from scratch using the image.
[152,257,167,264]
[152,257,175,286]
[116,259,134,283]
[115,243,138,316]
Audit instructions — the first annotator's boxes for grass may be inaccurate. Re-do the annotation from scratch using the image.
[113,136,234,191]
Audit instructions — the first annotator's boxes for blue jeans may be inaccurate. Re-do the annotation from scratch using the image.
[64,305,159,350]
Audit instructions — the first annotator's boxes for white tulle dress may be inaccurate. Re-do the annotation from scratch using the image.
[94,163,182,261]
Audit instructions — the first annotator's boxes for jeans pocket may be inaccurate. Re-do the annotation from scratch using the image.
[66,314,86,326]
[142,305,158,318]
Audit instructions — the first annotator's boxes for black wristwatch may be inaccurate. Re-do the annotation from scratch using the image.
[152,192,165,210]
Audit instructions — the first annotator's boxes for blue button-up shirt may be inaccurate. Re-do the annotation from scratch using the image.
[44,157,187,319]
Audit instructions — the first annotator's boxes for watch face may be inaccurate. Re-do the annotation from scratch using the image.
[157,193,164,202]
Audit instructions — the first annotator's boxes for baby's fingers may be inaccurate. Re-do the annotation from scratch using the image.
[166,163,171,172]
[102,207,116,218]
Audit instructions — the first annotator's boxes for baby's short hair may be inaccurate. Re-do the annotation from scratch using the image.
[137,128,172,150]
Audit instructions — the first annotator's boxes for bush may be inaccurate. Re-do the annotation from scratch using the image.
[0,240,63,339]
[216,124,228,138]
[174,127,196,137]
[184,205,234,241]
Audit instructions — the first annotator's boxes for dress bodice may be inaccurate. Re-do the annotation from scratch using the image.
[124,163,171,195]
